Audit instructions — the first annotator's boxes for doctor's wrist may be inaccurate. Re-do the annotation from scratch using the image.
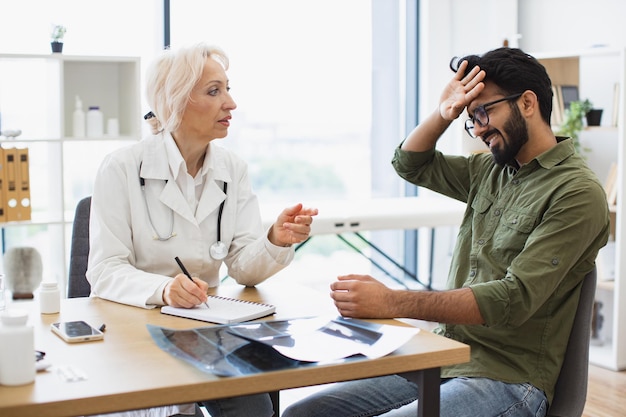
[267,226,292,247]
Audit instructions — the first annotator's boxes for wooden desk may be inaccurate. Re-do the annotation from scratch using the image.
[0,282,469,417]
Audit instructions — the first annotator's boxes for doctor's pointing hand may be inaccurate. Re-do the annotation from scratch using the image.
[269,203,319,246]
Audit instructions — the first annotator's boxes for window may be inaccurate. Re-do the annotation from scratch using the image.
[170,0,414,288]
[171,0,374,202]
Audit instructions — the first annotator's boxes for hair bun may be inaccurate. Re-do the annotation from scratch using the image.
[143,111,162,134]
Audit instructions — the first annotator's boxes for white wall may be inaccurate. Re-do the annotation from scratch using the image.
[518,0,626,54]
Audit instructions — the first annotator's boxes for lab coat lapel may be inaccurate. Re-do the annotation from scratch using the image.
[195,180,226,224]
[160,181,197,224]
[196,145,232,224]
[141,134,197,225]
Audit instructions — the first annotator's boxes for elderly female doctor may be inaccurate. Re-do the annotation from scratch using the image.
[86,43,318,417]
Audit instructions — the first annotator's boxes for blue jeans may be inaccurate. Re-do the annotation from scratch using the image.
[282,375,548,417]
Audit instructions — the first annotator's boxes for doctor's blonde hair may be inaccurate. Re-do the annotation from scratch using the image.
[144,42,229,134]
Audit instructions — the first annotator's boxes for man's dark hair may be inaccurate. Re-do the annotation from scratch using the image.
[450,47,553,125]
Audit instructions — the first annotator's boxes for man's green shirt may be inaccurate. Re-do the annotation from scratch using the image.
[391,138,609,404]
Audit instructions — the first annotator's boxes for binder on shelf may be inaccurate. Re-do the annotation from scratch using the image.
[551,85,563,127]
[551,85,580,129]
[16,148,31,221]
[4,147,19,222]
[0,147,6,223]
[605,162,618,207]
[559,85,579,111]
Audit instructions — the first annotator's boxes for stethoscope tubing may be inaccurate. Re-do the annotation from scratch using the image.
[139,162,228,259]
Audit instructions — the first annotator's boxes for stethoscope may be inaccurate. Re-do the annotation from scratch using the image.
[139,163,229,260]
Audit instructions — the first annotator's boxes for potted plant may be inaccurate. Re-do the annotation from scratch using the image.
[586,107,603,126]
[557,98,593,153]
[50,24,66,53]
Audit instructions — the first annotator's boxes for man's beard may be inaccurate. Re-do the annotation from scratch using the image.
[489,104,529,167]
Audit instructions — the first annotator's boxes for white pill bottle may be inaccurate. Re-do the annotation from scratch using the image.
[0,309,35,385]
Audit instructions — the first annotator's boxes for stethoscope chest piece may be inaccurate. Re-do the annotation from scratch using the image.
[210,241,228,260]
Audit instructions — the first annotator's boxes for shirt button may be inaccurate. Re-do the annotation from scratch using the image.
[444,332,452,338]
[478,239,485,245]
[552,258,559,265]
[512,179,519,185]
[511,218,518,224]
[469,270,476,277]
[494,209,501,216]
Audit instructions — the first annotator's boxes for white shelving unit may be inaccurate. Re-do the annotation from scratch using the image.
[535,48,626,371]
[0,53,141,295]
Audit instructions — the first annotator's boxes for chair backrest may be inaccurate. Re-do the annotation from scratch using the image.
[67,196,92,298]
[547,267,597,417]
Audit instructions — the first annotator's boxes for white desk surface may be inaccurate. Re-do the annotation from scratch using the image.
[261,196,466,236]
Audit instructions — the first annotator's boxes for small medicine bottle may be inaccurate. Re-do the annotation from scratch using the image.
[87,106,104,137]
[0,309,35,385]
[39,281,60,314]
[72,95,86,138]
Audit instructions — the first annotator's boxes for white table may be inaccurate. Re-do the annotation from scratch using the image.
[261,196,466,236]
[261,196,466,288]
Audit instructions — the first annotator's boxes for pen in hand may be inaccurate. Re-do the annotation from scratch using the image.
[174,256,210,309]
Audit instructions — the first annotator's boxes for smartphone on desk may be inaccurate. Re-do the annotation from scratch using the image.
[51,321,104,343]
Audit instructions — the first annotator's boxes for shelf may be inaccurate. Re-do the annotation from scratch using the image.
[598,280,615,291]
[534,47,623,60]
[0,136,139,143]
[585,126,618,132]
[590,341,620,371]
[0,53,141,296]
[538,48,626,371]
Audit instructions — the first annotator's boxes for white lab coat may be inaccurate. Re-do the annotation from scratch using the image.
[87,132,294,309]
[87,133,294,416]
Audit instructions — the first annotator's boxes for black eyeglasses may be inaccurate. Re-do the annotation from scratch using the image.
[464,93,522,138]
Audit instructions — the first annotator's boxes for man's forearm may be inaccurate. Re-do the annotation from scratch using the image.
[401,108,453,152]
[389,287,484,325]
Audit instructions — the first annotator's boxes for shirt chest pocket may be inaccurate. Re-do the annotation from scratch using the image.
[494,209,538,257]
[470,194,493,228]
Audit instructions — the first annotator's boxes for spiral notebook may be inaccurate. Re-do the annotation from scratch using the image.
[160,296,276,324]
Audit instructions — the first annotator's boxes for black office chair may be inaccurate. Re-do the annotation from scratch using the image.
[547,267,597,417]
[68,196,92,298]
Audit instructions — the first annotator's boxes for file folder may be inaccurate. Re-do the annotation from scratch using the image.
[0,147,6,223]
[4,147,19,222]
[16,148,31,221]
